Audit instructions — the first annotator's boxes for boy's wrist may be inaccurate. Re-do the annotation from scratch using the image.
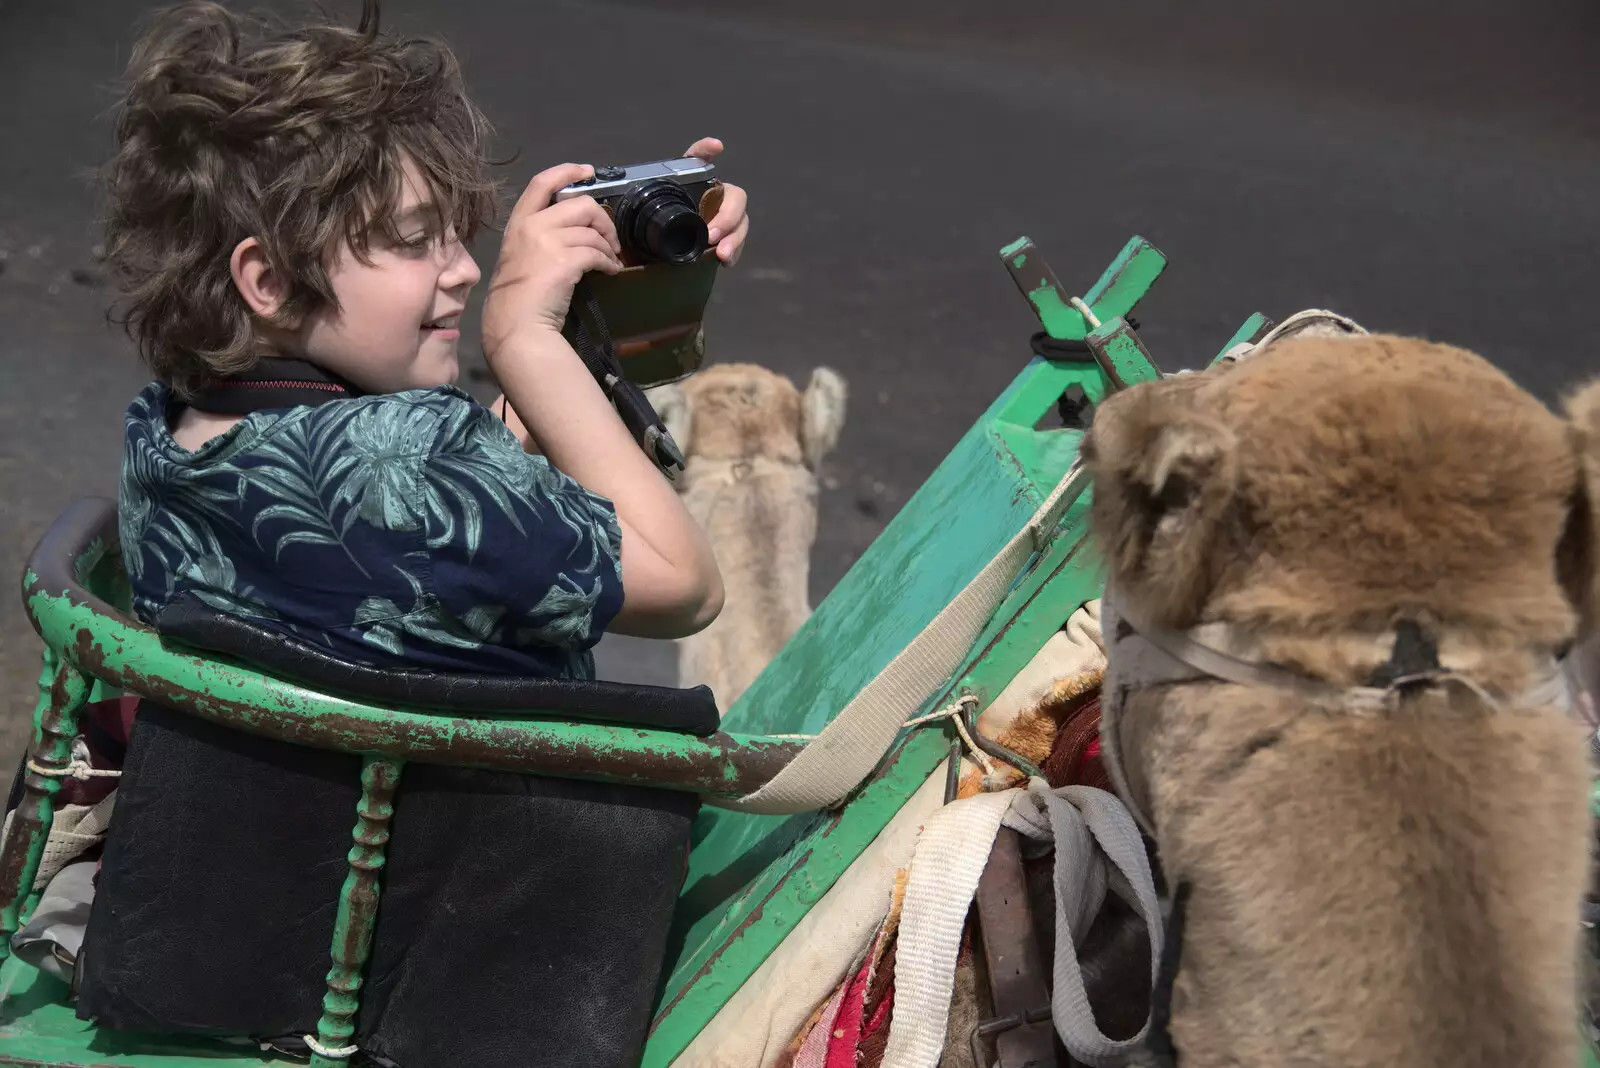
[483,325,577,369]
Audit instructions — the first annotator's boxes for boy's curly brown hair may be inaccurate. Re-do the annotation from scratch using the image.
[103,0,501,397]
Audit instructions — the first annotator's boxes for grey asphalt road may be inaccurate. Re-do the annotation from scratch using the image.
[0,0,1595,771]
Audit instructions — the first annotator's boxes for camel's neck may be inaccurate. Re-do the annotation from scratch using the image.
[685,465,818,618]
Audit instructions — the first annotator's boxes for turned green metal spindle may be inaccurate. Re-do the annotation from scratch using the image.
[0,649,89,957]
[309,755,403,1067]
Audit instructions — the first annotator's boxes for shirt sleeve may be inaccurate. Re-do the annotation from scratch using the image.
[420,398,625,658]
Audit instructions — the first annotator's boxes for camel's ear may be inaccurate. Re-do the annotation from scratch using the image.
[802,367,847,469]
[1082,377,1238,623]
[1559,378,1600,634]
[647,382,692,456]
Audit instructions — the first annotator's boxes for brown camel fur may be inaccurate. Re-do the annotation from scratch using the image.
[649,362,847,712]
[1080,332,1600,1068]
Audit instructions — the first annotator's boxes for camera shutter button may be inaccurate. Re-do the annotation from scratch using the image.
[594,165,626,181]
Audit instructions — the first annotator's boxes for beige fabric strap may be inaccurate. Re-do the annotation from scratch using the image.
[711,461,1091,816]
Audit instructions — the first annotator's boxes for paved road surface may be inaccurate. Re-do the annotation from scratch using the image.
[0,0,1595,770]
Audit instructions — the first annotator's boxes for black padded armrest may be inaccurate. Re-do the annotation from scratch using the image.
[154,593,721,736]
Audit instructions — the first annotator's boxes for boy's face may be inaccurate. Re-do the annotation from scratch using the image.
[298,157,481,393]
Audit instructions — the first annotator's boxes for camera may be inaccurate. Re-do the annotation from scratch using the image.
[554,156,724,388]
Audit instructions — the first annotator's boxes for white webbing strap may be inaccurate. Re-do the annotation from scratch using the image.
[881,789,1017,1068]
[881,780,1161,1068]
[1002,780,1163,1067]
[710,461,1089,816]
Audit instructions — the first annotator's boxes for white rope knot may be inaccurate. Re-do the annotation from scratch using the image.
[1069,296,1102,330]
[26,758,120,782]
[904,695,995,777]
[302,1035,360,1060]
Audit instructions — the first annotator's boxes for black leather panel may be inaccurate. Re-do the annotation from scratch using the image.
[78,702,698,1068]
[154,593,720,736]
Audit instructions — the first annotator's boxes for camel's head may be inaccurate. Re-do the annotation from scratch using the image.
[648,362,848,471]
[1080,331,1600,1065]
[1084,332,1600,650]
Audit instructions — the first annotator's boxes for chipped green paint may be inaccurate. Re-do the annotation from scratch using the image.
[1004,235,1168,341]
[948,487,1101,714]
[18,578,801,798]
[0,653,88,962]
[1212,311,1275,365]
[1086,316,1164,390]
[998,235,1032,261]
[311,756,401,1068]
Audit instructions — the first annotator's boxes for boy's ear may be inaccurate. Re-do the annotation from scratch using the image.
[647,382,692,456]
[801,367,847,469]
[1081,375,1239,624]
[230,237,289,320]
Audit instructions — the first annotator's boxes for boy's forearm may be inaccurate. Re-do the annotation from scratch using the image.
[487,329,717,573]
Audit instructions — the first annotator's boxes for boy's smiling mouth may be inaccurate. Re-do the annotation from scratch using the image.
[423,311,462,338]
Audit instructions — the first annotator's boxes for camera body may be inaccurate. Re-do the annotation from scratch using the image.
[554,157,724,388]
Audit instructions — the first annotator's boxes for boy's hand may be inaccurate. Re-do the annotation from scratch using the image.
[683,137,750,266]
[482,162,624,354]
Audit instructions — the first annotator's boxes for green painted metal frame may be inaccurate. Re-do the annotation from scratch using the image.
[641,236,1178,1064]
[13,502,807,801]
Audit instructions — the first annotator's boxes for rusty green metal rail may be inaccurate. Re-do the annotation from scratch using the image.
[2,501,810,1068]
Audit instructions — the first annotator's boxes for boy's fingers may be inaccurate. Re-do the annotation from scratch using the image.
[704,182,746,243]
[557,226,621,259]
[534,195,621,251]
[569,244,624,276]
[513,163,596,222]
[716,215,749,264]
[682,136,723,161]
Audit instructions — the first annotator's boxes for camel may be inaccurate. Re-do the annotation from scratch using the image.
[1076,329,1600,1067]
[648,362,847,712]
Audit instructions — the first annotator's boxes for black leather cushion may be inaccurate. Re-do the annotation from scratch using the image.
[78,702,698,1068]
[155,593,720,736]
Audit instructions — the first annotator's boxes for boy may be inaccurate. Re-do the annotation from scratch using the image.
[78,1,748,1065]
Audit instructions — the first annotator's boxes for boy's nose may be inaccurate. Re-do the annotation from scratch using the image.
[444,243,482,290]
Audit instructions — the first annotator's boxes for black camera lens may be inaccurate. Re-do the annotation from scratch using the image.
[617,180,708,265]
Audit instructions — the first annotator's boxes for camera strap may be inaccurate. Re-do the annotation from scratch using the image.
[561,277,686,481]
[185,356,366,414]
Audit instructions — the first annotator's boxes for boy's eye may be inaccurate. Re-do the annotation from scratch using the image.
[397,233,433,252]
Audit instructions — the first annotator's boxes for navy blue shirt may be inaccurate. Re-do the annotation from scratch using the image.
[119,380,625,677]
